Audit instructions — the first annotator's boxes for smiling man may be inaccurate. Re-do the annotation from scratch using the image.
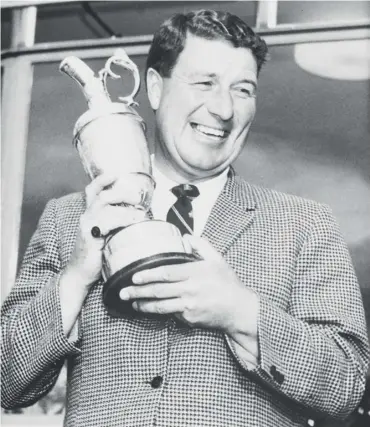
[148,31,258,181]
[2,9,369,427]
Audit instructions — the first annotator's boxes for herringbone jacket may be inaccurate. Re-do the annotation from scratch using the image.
[2,171,369,426]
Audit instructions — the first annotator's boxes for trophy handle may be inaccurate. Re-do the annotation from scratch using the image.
[98,48,141,107]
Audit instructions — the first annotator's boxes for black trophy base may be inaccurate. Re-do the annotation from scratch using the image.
[102,252,198,318]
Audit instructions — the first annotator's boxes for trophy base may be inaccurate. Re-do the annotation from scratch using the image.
[102,252,198,318]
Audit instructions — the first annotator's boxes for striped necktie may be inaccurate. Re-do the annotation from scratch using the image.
[166,184,200,236]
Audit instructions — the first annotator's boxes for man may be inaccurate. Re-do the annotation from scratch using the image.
[2,9,369,427]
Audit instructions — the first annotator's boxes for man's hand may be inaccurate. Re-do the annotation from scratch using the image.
[63,173,147,290]
[119,235,259,338]
[59,173,146,337]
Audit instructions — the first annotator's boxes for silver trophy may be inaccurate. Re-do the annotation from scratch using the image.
[60,49,196,317]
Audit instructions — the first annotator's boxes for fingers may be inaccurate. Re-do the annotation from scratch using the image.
[85,174,117,206]
[86,174,146,208]
[132,298,184,315]
[96,180,144,207]
[132,264,191,285]
[80,205,146,238]
[183,234,222,262]
[119,282,185,301]
[83,173,148,238]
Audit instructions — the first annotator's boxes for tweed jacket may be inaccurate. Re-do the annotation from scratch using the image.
[2,171,369,427]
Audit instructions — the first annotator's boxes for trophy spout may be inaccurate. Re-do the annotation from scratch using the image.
[59,56,110,109]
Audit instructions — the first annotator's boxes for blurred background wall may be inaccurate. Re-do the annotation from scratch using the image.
[1,1,369,426]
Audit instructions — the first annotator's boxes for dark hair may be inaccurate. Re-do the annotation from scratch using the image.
[146,9,268,78]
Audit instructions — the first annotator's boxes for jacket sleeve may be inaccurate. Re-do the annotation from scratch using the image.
[229,204,369,420]
[1,198,81,409]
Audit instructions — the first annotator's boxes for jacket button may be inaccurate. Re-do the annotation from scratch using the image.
[151,376,163,388]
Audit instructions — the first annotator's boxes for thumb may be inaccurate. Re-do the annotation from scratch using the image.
[183,234,223,262]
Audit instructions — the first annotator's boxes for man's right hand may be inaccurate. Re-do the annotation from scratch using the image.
[59,173,147,336]
[63,173,147,289]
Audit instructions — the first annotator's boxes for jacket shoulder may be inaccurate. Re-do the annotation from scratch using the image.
[231,174,331,219]
[41,192,86,240]
[52,192,86,216]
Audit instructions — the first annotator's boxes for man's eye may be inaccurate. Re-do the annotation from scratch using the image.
[194,81,213,89]
[235,86,256,98]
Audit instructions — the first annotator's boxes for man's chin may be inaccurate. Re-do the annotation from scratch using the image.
[183,161,227,180]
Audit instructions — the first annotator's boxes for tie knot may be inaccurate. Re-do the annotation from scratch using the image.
[171,184,200,201]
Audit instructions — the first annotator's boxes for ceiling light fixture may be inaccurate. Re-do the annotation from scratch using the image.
[294,39,370,81]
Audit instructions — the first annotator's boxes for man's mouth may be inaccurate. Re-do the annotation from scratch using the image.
[191,123,229,139]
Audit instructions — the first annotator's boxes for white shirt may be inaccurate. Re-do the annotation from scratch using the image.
[151,161,229,236]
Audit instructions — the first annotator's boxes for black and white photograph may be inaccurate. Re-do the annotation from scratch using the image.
[1,1,370,426]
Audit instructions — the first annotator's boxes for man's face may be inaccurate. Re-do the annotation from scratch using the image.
[148,33,258,181]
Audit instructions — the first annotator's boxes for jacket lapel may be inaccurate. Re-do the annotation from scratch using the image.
[202,169,256,255]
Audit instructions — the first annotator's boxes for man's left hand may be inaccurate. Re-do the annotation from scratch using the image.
[119,235,259,337]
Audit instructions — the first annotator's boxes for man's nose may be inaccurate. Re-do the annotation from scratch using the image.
[206,88,234,121]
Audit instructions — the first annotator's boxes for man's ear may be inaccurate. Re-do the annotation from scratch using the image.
[146,68,163,111]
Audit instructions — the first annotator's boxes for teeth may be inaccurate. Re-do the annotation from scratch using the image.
[195,124,226,138]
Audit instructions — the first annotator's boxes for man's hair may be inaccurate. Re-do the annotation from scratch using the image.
[146,9,268,78]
